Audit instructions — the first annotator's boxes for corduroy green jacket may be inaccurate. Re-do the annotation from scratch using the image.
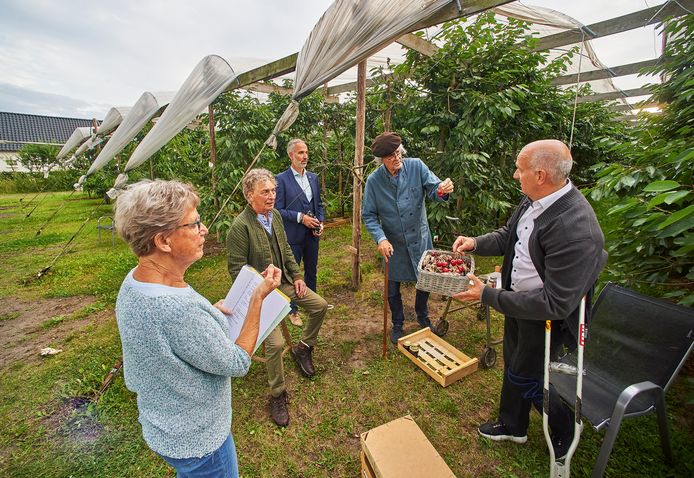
[226,205,303,284]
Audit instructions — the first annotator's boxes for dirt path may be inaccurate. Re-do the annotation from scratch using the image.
[0,295,100,369]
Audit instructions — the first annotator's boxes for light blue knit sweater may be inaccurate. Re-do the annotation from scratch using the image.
[115,269,251,459]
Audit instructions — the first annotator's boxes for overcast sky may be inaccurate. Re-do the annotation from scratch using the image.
[0,0,663,119]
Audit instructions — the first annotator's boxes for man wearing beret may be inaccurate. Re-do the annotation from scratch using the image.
[362,132,454,343]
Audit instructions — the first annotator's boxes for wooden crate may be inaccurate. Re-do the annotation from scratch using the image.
[397,328,478,387]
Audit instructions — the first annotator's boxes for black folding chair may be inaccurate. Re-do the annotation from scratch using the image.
[551,282,694,478]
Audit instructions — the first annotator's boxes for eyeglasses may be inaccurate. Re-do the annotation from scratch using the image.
[385,149,402,161]
[177,218,202,233]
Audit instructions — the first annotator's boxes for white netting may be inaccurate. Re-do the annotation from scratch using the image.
[494,3,623,97]
[122,55,237,174]
[265,0,454,146]
[264,100,300,150]
[86,91,174,176]
[293,0,453,100]
[73,135,103,158]
[106,173,129,199]
[56,127,92,160]
[96,106,131,136]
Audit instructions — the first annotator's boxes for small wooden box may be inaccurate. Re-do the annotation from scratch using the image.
[398,328,478,387]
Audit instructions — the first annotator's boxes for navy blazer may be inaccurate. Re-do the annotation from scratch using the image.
[275,167,324,246]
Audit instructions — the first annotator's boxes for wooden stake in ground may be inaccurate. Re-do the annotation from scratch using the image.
[383,259,389,358]
[351,60,366,289]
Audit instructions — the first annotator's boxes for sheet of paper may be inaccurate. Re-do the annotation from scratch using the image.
[223,265,291,353]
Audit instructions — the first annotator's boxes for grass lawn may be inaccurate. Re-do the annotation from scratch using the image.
[0,191,692,477]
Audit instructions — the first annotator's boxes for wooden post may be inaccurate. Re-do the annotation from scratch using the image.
[322,88,328,194]
[383,260,389,358]
[208,104,219,241]
[383,59,392,131]
[208,105,218,208]
[351,60,366,289]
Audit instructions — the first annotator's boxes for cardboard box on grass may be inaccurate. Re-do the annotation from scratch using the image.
[360,415,456,478]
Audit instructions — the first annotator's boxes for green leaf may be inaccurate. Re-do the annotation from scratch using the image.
[670,245,694,257]
[643,180,680,192]
[647,192,670,209]
[607,199,639,216]
[657,215,694,238]
[663,190,690,205]
[620,175,637,187]
[656,204,694,230]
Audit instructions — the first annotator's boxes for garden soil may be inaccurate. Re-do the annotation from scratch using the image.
[0,295,100,369]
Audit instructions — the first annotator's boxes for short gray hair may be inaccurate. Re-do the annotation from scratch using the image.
[287,138,305,155]
[528,147,572,184]
[114,179,199,257]
[374,144,407,164]
[243,168,276,201]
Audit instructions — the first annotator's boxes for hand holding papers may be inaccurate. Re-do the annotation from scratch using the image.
[223,264,290,354]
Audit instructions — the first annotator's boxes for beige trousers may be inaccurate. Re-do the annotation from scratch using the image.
[265,283,328,397]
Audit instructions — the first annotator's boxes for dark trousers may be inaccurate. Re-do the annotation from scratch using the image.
[387,280,430,329]
[289,234,319,313]
[499,316,573,439]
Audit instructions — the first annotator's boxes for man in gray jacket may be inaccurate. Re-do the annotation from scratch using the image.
[453,139,607,459]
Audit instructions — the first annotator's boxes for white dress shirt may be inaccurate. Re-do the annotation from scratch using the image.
[510,180,572,292]
[292,167,312,223]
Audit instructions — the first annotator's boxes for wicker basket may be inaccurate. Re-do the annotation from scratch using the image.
[415,249,475,296]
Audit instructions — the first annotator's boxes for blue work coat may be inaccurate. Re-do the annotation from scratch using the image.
[362,158,446,282]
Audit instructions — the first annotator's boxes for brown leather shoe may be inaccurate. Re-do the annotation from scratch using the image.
[288,312,303,327]
[269,391,289,427]
[291,341,316,377]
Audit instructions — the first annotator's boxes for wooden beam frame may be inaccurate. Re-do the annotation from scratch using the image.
[234,53,298,88]
[531,1,693,52]
[242,82,293,95]
[396,33,439,56]
[552,59,660,86]
[609,102,659,112]
[577,87,652,104]
[227,1,690,102]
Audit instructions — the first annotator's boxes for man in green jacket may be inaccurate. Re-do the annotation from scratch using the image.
[227,168,328,427]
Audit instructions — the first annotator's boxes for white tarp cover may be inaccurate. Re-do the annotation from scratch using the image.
[56,127,91,160]
[83,91,174,180]
[265,0,455,147]
[493,3,625,97]
[97,106,131,136]
[117,55,238,183]
[73,135,103,157]
[293,0,454,100]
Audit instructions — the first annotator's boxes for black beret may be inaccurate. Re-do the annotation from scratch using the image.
[371,132,401,157]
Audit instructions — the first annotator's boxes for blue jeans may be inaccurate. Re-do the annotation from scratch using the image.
[159,433,238,478]
[388,280,430,329]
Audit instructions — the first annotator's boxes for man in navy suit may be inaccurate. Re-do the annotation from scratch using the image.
[275,139,324,326]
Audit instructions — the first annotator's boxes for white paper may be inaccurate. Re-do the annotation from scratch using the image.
[223,265,291,353]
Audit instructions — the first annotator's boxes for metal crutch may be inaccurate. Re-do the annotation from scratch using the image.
[543,296,586,478]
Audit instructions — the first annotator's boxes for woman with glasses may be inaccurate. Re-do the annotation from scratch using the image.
[114,179,281,478]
